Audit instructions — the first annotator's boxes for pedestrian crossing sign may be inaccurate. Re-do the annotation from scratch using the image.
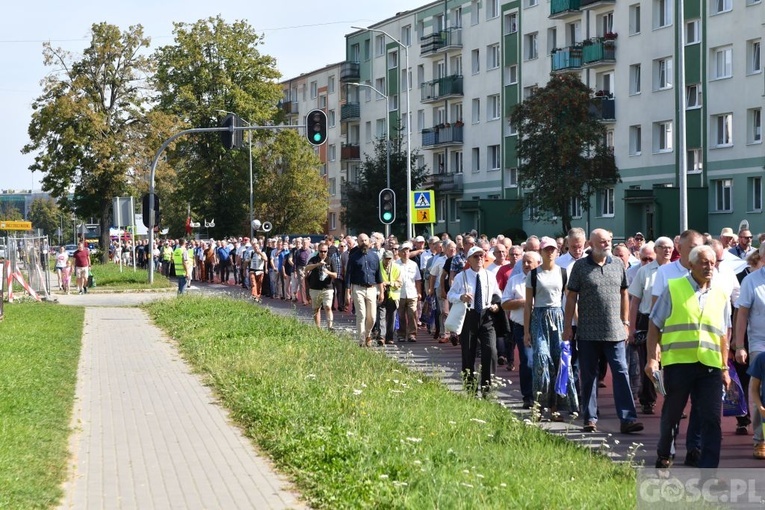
[410,190,435,224]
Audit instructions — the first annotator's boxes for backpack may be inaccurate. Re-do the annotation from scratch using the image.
[530,266,567,298]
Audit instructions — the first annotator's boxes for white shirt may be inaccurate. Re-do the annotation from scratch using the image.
[447,267,502,309]
[502,272,527,324]
[486,261,508,279]
[628,260,661,315]
[429,254,447,290]
[652,260,689,298]
[395,259,421,299]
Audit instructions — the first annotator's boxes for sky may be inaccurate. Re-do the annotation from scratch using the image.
[0,0,417,191]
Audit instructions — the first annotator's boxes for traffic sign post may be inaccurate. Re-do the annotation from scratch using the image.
[0,221,32,231]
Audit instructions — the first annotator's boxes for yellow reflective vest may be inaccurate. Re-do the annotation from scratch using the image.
[173,247,186,277]
[381,260,402,301]
[661,277,727,368]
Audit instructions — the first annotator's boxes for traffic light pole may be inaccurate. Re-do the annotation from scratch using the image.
[146,123,304,284]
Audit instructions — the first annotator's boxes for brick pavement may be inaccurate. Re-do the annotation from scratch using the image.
[58,306,305,510]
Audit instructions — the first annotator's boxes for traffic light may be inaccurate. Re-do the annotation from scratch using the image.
[305,109,328,146]
[379,188,396,225]
[141,193,160,228]
[220,113,243,150]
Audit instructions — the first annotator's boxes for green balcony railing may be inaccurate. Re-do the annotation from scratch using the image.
[583,39,616,65]
[550,0,580,16]
[551,46,583,72]
[421,75,464,102]
[340,103,360,121]
[420,28,463,56]
[421,125,464,147]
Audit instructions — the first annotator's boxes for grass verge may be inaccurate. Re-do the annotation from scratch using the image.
[146,295,636,509]
[0,302,83,509]
[85,263,172,290]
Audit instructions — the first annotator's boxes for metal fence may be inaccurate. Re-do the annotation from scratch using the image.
[2,235,52,301]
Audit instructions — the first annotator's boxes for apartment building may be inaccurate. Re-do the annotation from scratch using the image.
[281,63,345,237]
[334,0,763,239]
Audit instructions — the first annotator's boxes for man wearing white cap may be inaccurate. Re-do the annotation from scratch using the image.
[448,245,502,396]
[396,242,422,342]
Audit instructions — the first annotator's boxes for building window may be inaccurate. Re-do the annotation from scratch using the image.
[350,43,360,62]
[375,34,385,56]
[749,108,762,143]
[329,177,336,196]
[606,129,615,149]
[417,109,425,130]
[654,121,673,153]
[685,20,700,45]
[508,115,518,136]
[328,109,336,128]
[471,49,480,74]
[453,7,463,28]
[375,78,386,98]
[711,0,732,15]
[507,167,518,187]
[629,4,641,35]
[599,188,615,217]
[629,64,641,95]
[328,144,336,162]
[570,197,582,219]
[375,119,385,138]
[508,65,518,85]
[525,193,539,220]
[547,27,558,54]
[365,121,372,142]
[388,51,398,69]
[714,113,734,147]
[526,0,539,7]
[653,0,673,29]
[472,147,481,172]
[319,95,327,108]
[505,12,518,34]
[310,81,318,99]
[686,84,702,109]
[748,39,762,74]
[713,46,733,79]
[472,98,481,123]
[654,57,673,90]
[401,25,411,46]
[629,125,642,155]
[687,148,703,173]
[329,212,337,230]
[714,179,732,212]
[487,44,500,70]
[488,94,501,120]
[471,2,480,25]
[488,145,501,171]
[454,151,464,174]
[364,39,370,60]
[487,0,499,19]
[438,198,446,222]
[750,176,763,211]
[524,33,538,60]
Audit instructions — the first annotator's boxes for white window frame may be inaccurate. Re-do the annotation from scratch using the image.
[654,121,674,153]
[488,145,501,171]
[713,46,733,79]
[687,148,703,173]
[375,34,386,56]
[685,20,700,45]
[487,44,500,70]
[401,25,411,46]
[524,33,538,61]
[750,176,763,212]
[570,196,583,219]
[472,147,481,172]
[472,98,481,124]
[714,113,734,147]
[507,168,518,187]
[329,177,336,195]
[629,64,642,95]
[653,0,673,29]
[629,4,641,35]
[654,57,673,90]
[711,0,732,15]
[505,12,518,34]
[454,150,464,174]
[508,65,518,85]
[686,84,702,109]
[630,125,642,156]
[488,94,501,120]
[749,108,762,144]
[487,0,499,19]
[310,81,318,99]
[748,39,762,74]
[471,49,480,74]
[714,179,733,212]
[599,188,615,217]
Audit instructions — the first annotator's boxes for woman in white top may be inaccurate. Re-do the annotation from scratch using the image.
[523,236,578,420]
[54,246,69,290]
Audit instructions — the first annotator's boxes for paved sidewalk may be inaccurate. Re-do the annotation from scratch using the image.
[58,306,306,510]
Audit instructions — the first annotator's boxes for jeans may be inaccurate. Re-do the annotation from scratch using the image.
[657,362,723,469]
[578,340,637,424]
[511,321,533,403]
[177,275,187,294]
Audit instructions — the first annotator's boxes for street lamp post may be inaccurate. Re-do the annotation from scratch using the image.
[218,110,254,239]
[349,83,390,237]
[352,26,412,239]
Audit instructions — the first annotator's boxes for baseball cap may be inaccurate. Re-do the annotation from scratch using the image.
[415,235,426,242]
[539,236,558,250]
[634,232,644,239]
[466,246,485,258]
[401,241,413,250]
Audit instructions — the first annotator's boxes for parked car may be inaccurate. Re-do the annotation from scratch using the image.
[65,244,77,257]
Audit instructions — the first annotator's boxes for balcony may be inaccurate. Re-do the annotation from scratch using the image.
[341,144,360,161]
[429,172,464,193]
[281,100,298,116]
[590,96,616,122]
[340,61,360,83]
[420,28,462,57]
[580,0,615,8]
[550,46,583,72]
[420,75,463,103]
[582,38,616,67]
[341,102,360,122]
[550,0,580,19]
[421,124,464,148]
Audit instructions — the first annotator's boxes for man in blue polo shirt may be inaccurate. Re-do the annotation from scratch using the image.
[345,233,383,347]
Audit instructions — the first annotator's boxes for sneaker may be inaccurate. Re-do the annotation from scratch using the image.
[620,421,644,434]
[407,336,417,343]
[498,356,507,366]
[736,425,749,436]
[582,421,597,433]
[450,333,459,346]
[641,404,655,415]
[655,456,673,469]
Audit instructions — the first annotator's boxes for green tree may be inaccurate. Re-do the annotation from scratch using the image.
[253,130,329,234]
[28,197,61,237]
[23,23,154,262]
[341,137,428,238]
[512,73,620,233]
[152,16,283,238]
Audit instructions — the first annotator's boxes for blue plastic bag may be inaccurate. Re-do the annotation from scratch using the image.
[555,341,572,398]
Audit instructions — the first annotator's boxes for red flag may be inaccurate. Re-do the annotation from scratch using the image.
[185,216,192,235]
